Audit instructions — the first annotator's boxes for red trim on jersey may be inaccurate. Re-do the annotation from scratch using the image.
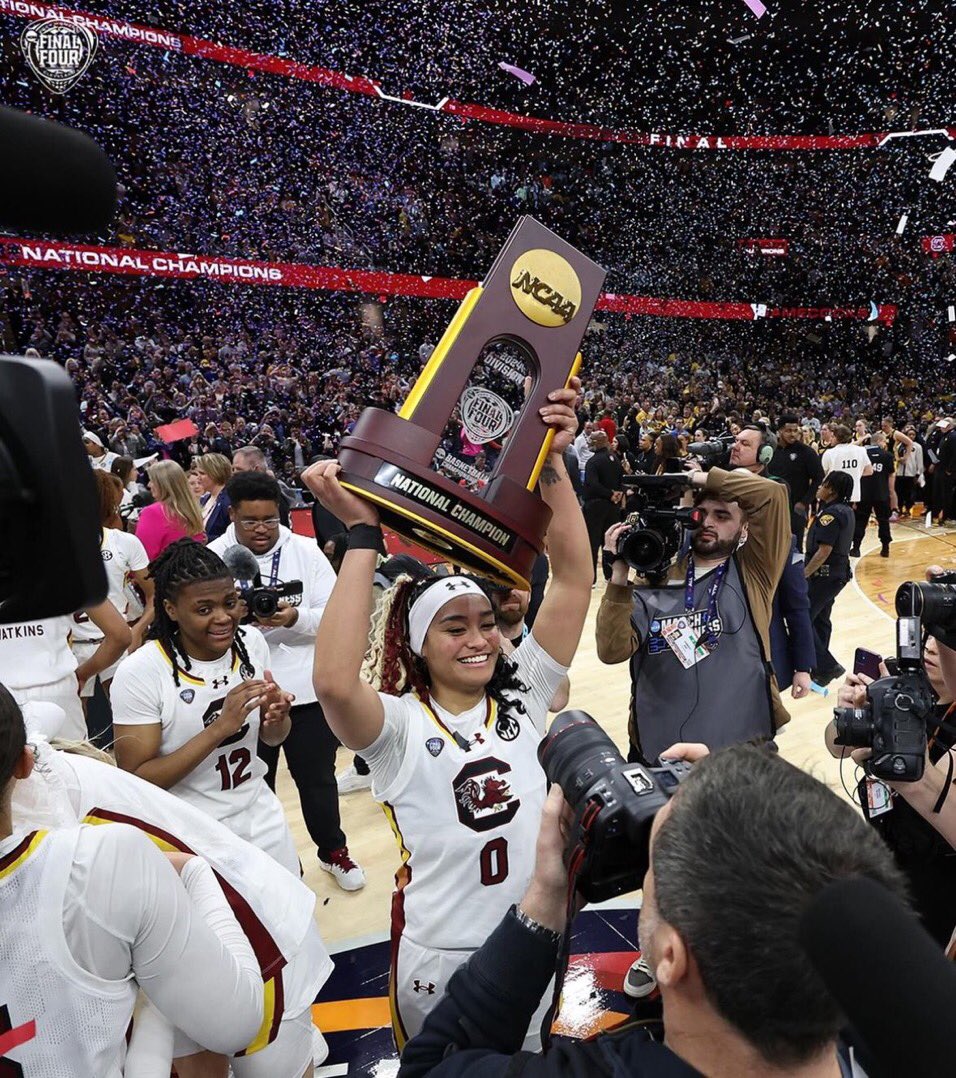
[85,808,286,977]
[0,831,37,875]
[388,862,412,1050]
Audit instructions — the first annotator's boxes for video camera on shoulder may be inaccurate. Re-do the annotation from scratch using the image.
[833,575,956,782]
[686,432,734,471]
[537,710,692,902]
[616,474,698,581]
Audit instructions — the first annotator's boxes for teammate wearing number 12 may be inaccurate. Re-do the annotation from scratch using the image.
[303,378,592,1049]
[110,540,299,872]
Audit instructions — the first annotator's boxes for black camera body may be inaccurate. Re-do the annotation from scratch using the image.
[833,591,937,782]
[687,433,733,471]
[617,474,699,580]
[538,710,692,903]
[237,580,303,620]
[900,574,956,650]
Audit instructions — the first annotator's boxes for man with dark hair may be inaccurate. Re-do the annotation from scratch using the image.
[232,444,291,525]
[209,471,365,890]
[583,430,623,584]
[770,412,824,552]
[399,744,906,1077]
[851,430,895,558]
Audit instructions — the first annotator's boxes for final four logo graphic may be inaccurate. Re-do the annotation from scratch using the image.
[179,689,195,704]
[21,19,98,95]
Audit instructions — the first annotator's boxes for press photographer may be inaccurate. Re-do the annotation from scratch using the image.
[596,467,792,765]
[826,568,956,943]
[398,737,905,1077]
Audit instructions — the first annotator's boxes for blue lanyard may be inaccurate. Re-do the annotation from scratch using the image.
[684,554,728,648]
[267,549,281,587]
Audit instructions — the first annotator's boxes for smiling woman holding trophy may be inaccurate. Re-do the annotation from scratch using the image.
[302,218,603,1049]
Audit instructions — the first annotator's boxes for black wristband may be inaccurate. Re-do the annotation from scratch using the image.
[347,523,386,554]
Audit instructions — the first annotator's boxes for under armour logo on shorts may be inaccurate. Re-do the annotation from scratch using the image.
[412,980,436,995]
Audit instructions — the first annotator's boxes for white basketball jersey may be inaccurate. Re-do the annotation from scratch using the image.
[0,616,76,689]
[0,828,136,1077]
[110,631,274,826]
[378,695,545,951]
[71,528,149,642]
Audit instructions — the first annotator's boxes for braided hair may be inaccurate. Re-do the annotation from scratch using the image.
[363,576,530,723]
[148,539,253,686]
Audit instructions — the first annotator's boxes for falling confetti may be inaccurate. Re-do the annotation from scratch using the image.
[498,61,536,85]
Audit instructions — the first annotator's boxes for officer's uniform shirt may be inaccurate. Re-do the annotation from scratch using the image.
[806,502,855,580]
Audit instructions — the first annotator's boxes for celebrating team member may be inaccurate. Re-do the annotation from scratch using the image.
[71,472,154,706]
[0,687,264,1076]
[302,378,592,1048]
[11,733,332,1077]
[209,472,364,891]
[110,541,298,872]
[0,603,130,741]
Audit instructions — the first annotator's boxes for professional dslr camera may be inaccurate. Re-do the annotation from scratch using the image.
[832,576,956,782]
[222,545,304,620]
[616,474,699,580]
[237,580,304,620]
[686,431,734,471]
[538,710,692,902]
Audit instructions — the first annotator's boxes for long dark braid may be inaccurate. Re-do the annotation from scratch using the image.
[148,539,253,686]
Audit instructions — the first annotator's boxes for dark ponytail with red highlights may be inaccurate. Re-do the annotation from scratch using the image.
[362,577,529,721]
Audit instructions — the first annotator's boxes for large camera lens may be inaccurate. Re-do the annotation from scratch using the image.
[538,710,627,805]
[250,590,279,619]
[833,707,875,747]
[896,581,956,633]
[619,527,666,575]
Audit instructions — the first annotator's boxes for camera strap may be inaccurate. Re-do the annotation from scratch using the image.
[684,555,728,649]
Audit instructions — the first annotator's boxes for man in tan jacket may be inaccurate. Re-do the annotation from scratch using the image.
[597,466,792,764]
[598,465,791,1001]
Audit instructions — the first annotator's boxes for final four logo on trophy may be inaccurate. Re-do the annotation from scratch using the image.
[21,19,98,95]
[337,217,606,588]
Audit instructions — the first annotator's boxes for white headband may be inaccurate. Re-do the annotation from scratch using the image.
[408,577,490,656]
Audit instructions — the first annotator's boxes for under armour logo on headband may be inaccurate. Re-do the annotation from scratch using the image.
[444,580,470,592]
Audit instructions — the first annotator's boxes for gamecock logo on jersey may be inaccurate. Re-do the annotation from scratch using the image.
[453,757,520,832]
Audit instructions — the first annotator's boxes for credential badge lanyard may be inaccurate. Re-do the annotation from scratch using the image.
[267,549,281,587]
[685,554,728,650]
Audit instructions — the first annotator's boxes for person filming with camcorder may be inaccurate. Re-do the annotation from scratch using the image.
[596,464,792,767]
[398,712,906,1078]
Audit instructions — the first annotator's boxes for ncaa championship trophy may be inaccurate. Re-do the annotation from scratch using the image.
[337,216,606,588]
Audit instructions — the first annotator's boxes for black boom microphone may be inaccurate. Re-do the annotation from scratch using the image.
[222,545,262,586]
[0,106,117,234]
[799,876,956,1077]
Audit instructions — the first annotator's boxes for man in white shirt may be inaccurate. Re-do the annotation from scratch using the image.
[821,424,873,504]
[209,471,365,891]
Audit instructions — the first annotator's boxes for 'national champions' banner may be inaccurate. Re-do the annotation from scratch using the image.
[2,1,952,150]
[0,238,898,324]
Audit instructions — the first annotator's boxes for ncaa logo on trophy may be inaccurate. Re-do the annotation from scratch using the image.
[21,19,99,95]
[337,217,606,588]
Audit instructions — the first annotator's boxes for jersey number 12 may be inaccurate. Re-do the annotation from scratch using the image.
[215,747,253,791]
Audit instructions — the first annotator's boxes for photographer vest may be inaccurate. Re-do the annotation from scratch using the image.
[628,557,774,762]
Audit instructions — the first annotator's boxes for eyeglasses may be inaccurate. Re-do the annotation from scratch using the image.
[238,518,280,530]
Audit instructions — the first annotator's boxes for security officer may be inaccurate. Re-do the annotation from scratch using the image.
[804,470,855,685]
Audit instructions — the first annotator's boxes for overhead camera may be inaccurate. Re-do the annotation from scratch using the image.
[537,710,692,902]
[616,474,699,580]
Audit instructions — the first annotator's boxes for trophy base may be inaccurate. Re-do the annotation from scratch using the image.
[339,411,549,589]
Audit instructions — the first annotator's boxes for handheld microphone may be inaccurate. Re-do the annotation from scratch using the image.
[222,545,262,587]
[800,875,956,1077]
[0,107,117,234]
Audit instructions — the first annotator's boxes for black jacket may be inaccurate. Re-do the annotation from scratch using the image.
[769,442,824,507]
[584,448,624,503]
[398,907,701,1077]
